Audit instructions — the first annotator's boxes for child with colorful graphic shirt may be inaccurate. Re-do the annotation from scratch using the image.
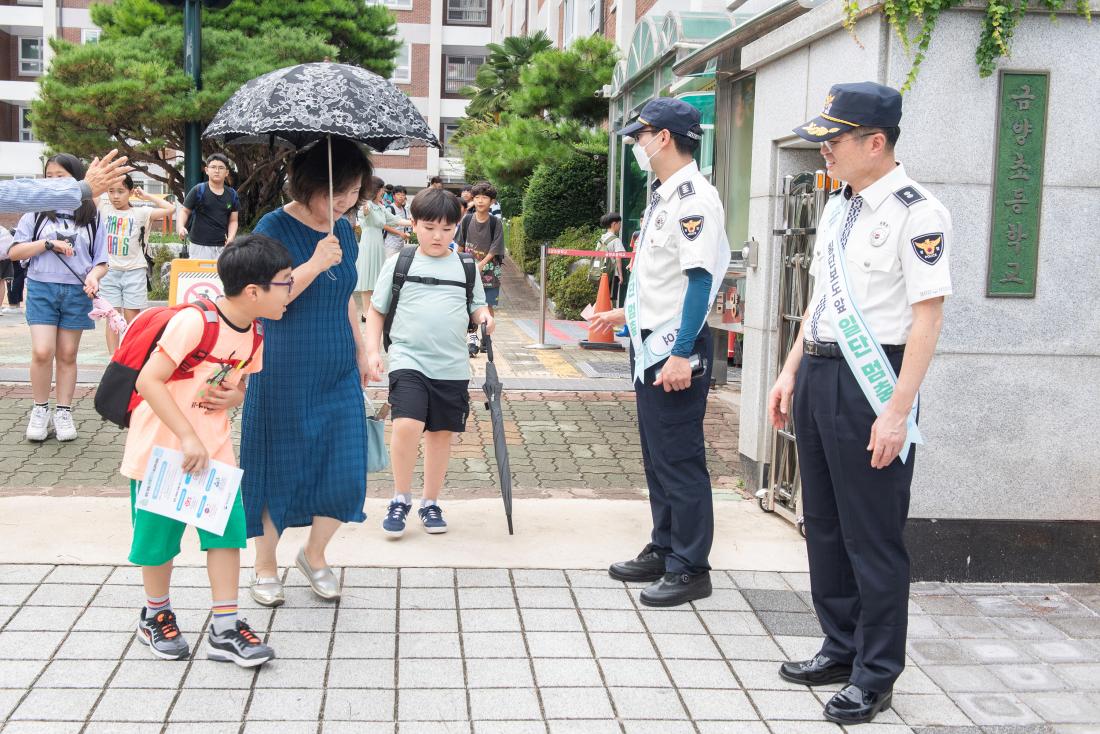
[119,234,292,666]
[99,175,175,354]
[365,189,494,536]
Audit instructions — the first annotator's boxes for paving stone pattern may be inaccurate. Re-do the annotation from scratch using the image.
[0,387,743,501]
[0,565,1099,732]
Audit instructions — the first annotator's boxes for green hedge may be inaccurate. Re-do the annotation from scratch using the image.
[495,181,524,218]
[545,225,601,320]
[522,153,606,243]
[506,214,540,275]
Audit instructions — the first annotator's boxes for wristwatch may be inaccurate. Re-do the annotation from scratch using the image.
[43,241,54,251]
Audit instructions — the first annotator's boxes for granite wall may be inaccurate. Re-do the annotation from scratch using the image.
[735,2,1100,544]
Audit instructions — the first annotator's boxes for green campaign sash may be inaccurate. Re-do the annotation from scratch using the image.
[821,199,922,463]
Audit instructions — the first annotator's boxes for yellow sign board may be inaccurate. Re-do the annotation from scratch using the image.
[167,259,223,306]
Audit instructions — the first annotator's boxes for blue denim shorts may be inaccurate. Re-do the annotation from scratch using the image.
[484,287,500,307]
[25,279,94,331]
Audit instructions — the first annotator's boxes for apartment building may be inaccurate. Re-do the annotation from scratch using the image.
[370,0,493,190]
[0,0,105,183]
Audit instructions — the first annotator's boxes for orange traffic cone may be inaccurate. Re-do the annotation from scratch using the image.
[580,272,625,351]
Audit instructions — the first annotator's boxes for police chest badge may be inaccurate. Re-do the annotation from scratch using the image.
[679,216,704,241]
[911,232,944,265]
[870,223,889,247]
[654,211,667,230]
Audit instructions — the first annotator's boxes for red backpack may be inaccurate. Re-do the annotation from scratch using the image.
[94,298,263,428]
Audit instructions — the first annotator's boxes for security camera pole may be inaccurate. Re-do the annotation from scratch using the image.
[158,0,236,190]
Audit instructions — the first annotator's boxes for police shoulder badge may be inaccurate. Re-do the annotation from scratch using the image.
[679,215,704,241]
[911,232,944,265]
[677,182,695,199]
[893,186,926,207]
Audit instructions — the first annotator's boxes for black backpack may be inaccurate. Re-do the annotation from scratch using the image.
[382,245,477,351]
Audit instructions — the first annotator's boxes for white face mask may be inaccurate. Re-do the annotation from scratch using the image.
[631,135,662,172]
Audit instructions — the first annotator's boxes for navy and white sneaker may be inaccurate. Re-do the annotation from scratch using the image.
[207,619,275,668]
[419,504,448,534]
[136,608,190,661]
[383,499,413,537]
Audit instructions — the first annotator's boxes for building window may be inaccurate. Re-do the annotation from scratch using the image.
[19,108,36,142]
[443,54,485,95]
[19,38,44,76]
[588,0,599,34]
[367,0,413,8]
[563,0,575,45]
[441,123,461,157]
[391,43,411,84]
[446,0,489,26]
[81,29,102,44]
[133,178,166,195]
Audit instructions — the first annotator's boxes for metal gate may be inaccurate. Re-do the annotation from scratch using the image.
[757,170,839,535]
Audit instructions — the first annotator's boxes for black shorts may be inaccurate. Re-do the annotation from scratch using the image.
[388,369,470,433]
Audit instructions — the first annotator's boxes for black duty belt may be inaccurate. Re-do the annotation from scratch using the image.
[803,340,905,359]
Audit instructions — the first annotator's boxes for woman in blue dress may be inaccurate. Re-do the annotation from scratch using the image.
[241,138,371,605]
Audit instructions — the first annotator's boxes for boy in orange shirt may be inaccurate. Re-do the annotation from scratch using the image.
[120,234,292,666]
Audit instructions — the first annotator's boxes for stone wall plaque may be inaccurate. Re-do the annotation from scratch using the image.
[987,71,1048,298]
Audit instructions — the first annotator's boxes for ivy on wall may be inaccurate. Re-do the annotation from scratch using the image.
[843,0,1092,91]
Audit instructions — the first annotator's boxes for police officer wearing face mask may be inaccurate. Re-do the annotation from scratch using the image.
[766,82,952,725]
[592,98,731,608]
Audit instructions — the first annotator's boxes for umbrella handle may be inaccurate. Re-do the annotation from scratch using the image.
[324,134,338,282]
[480,321,493,362]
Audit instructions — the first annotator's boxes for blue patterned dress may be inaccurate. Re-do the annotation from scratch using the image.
[240,208,367,537]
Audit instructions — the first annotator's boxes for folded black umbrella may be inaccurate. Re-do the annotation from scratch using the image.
[481,323,513,535]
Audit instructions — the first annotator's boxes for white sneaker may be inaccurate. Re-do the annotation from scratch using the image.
[26,405,52,442]
[53,409,77,442]
[0,306,9,315]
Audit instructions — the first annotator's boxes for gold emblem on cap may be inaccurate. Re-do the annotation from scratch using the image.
[802,123,840,136]
[823,93,835,114]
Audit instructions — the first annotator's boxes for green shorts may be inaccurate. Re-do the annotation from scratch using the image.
[128,479,247,567]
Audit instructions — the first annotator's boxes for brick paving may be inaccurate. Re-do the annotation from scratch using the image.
[0,385,742,502]
[0,564,1098,732]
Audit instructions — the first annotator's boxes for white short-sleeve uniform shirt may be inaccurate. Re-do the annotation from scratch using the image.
[634,161,730,331]
[807,163,953,345]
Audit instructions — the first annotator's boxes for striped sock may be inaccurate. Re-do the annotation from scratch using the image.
[145,594,171,616]
[211,600,238,634]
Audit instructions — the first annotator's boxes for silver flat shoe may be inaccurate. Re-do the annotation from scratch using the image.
[249,575,285,608]
[296,547,341,600]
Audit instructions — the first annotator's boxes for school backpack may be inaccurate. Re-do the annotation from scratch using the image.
[94,298,262,429]
[185,182,240,230]
[382,245,477,351]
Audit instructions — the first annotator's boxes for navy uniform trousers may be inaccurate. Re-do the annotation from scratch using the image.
[631,328,714,575]
[793,349,914,693]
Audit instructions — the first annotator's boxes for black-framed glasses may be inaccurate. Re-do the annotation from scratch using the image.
[262,276,294,293]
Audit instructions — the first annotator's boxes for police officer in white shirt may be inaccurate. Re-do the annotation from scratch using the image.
[592,98,731,608]
[766,82,952,725]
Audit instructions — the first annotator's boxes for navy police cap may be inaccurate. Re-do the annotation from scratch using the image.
[795,82,902,143]
[618,98,703,142]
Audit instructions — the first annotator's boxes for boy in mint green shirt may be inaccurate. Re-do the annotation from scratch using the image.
[366,189,493,537]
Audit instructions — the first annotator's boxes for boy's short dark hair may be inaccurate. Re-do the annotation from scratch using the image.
[287,138,372,210]
[428,175,443,186]
[410,188,464,225]
[218,234,294,297]
[470,182,497,200]
[205,153,232,169]
[393,185,407,195]
[461,185,472,193]
[600,212,622,228]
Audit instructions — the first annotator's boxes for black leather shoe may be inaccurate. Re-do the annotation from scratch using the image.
[608,544,667,582]
[779,654,853,686]
[823,684,892,725]
[638,571,712,607]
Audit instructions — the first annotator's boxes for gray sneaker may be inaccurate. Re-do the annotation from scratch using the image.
[207,619,275,668]
[136,608,190,661]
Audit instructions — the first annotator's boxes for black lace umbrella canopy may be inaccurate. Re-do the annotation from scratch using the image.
[203,61,440,152]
